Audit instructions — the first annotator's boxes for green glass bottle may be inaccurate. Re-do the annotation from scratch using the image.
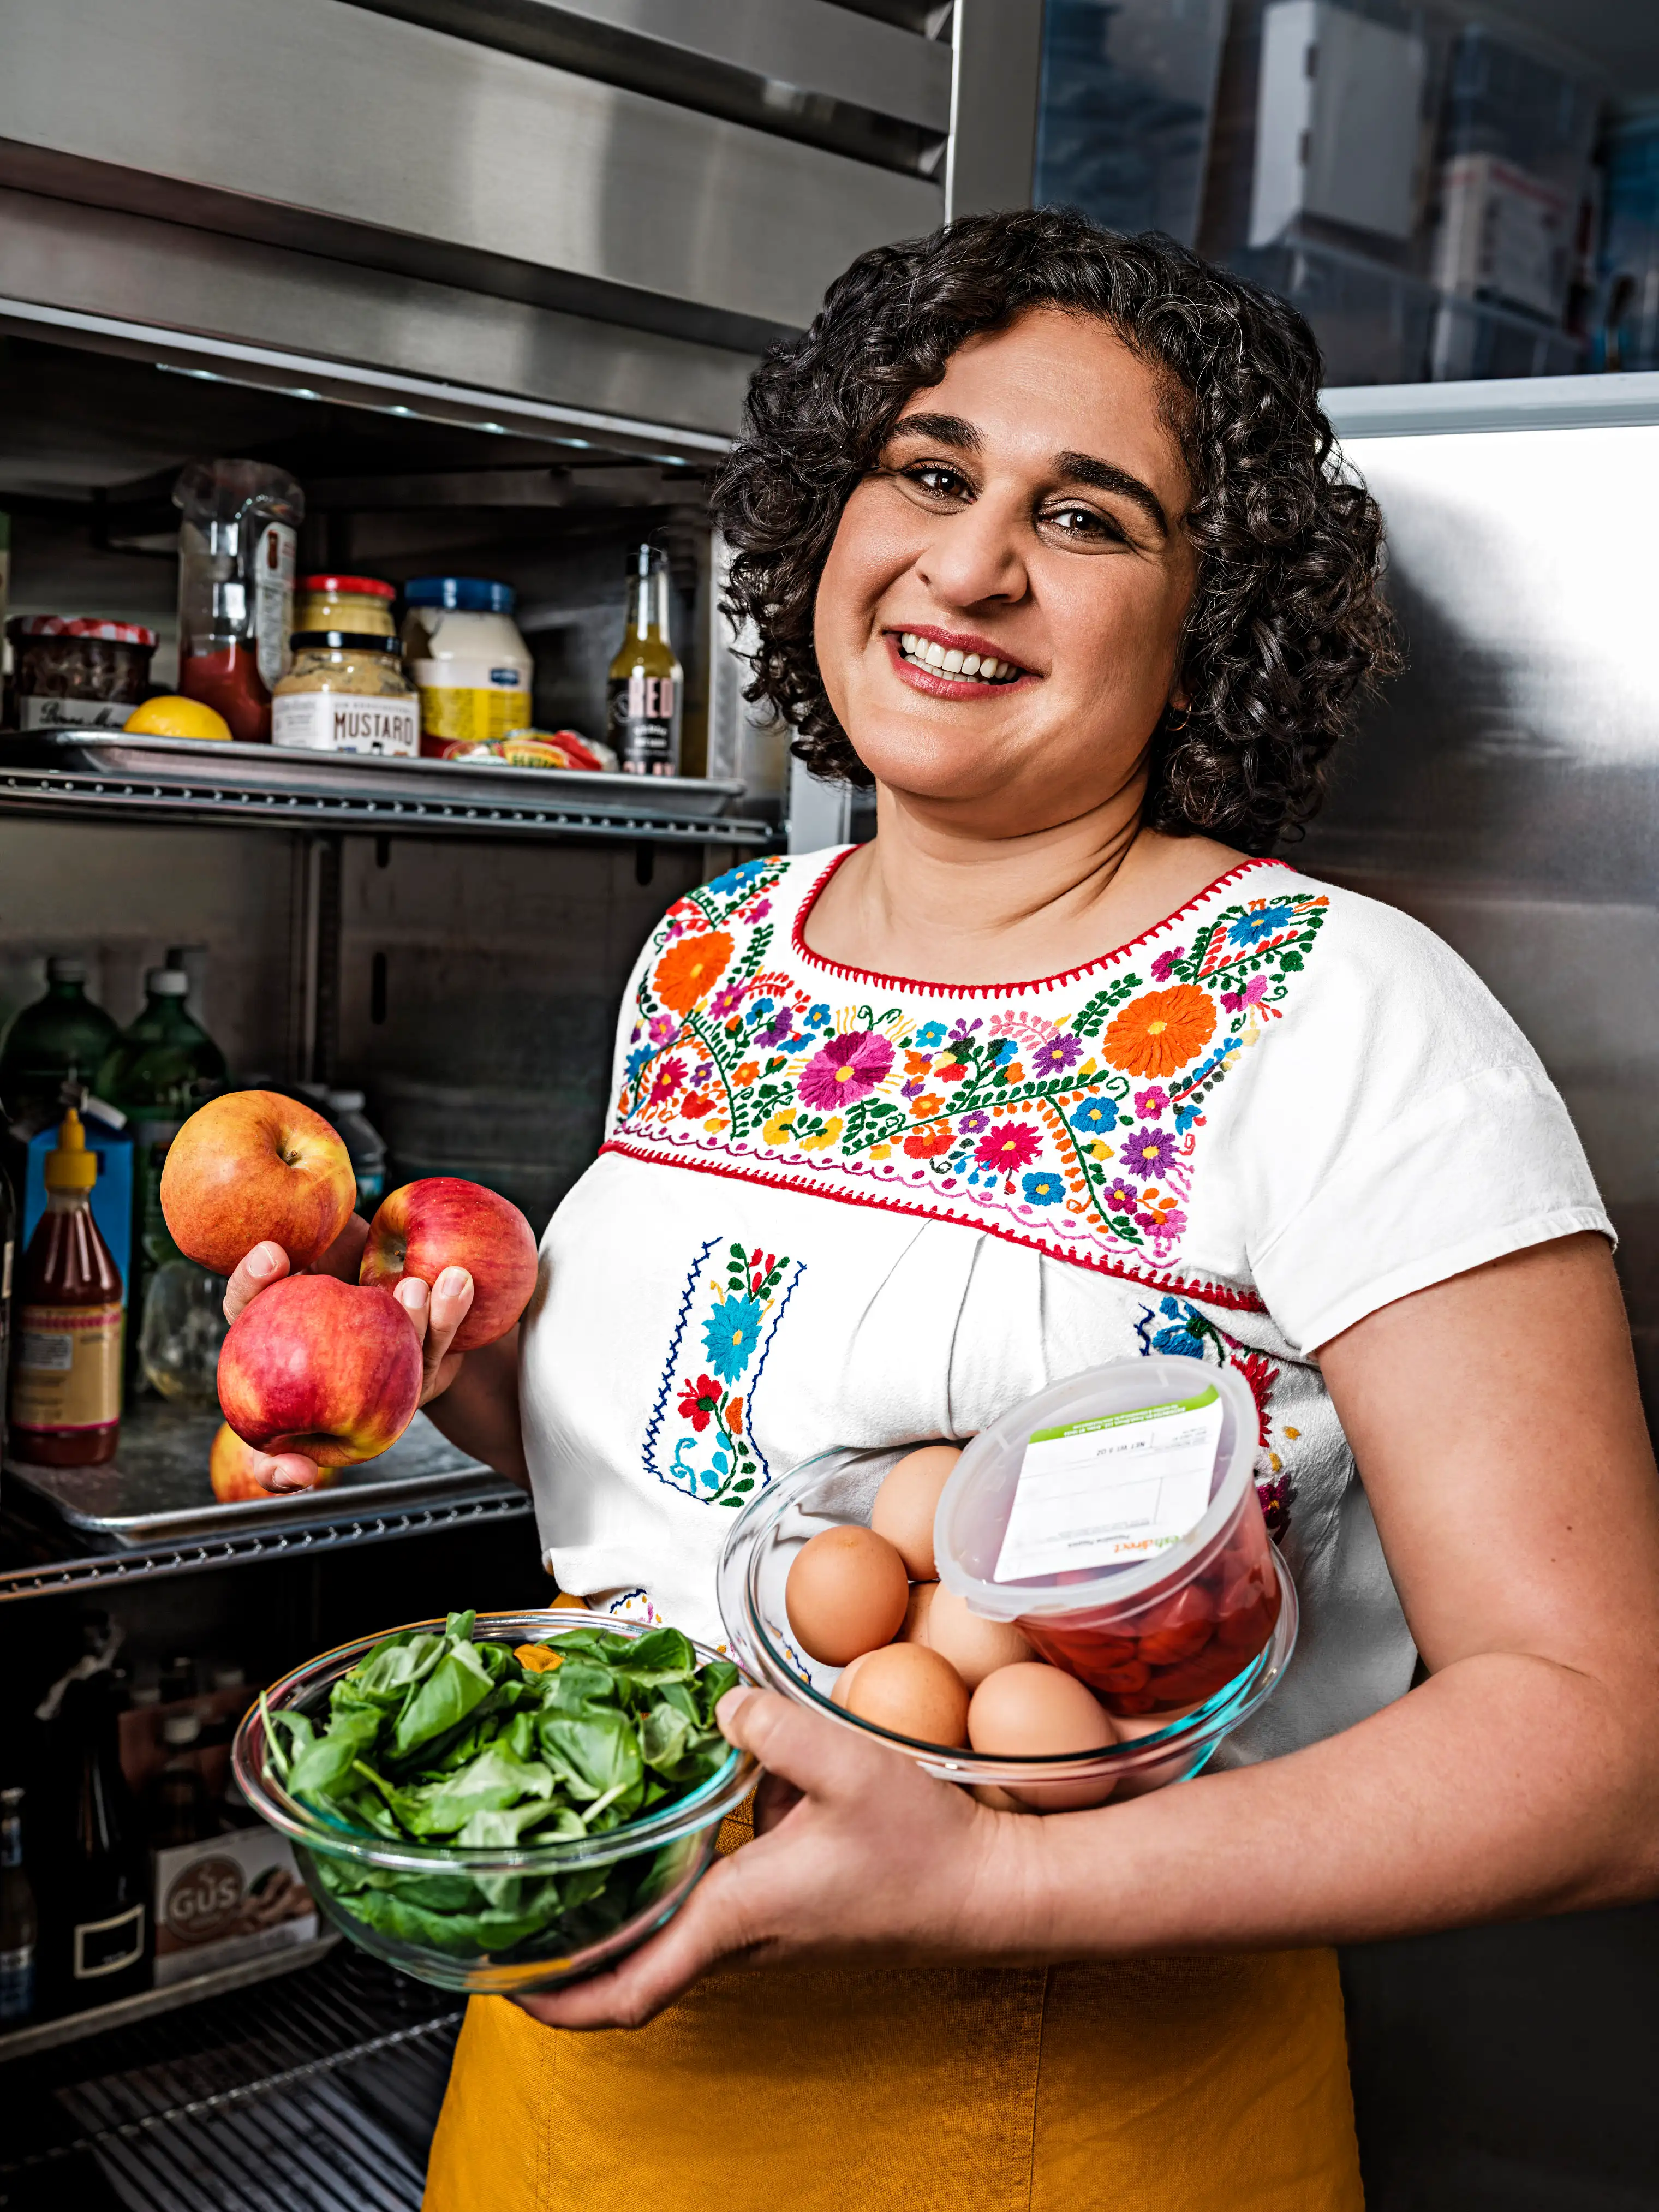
[94,969,228,1399]
[0,959,120,1128]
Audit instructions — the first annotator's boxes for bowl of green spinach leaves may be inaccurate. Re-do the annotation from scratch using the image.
[234,1609,754,1994]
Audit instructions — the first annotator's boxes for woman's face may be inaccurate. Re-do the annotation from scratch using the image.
[814,306,1197,833]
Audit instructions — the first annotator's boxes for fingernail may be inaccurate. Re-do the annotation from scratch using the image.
[438,1267,469,1298]
[248,1245,279,1279]
[397,1277,428,1311]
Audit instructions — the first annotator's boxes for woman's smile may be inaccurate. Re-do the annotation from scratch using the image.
[884,624,1034,696]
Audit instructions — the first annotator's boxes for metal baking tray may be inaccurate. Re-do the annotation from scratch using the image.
[4,1406,510,1546]
[0,731,749,821]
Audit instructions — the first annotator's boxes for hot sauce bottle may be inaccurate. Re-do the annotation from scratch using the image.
[7,1110,122,1465]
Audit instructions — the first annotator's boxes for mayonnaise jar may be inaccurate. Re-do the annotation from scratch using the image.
[399,577,533,756]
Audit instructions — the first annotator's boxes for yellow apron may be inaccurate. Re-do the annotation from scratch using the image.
[423,1805,1363,2210]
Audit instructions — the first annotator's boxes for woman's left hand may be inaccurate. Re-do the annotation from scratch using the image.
[515,1687,1029,2030]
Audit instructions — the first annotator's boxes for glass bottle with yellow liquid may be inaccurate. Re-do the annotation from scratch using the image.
[607,544,683,777]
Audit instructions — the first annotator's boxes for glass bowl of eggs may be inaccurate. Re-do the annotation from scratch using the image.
[716,1362,1297,1810]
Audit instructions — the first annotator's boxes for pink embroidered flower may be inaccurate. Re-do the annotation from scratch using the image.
[1104,1177,1141,1212]
[1150,945,1184,983]
[709,984,745,1021]
[1221,974,1269,1014]
[798,1029,894,1110]
[648,1056,686,1106]
[974,1122,1040,1172]
[1133,1086,1168,1118]
[648,1013,676,1047]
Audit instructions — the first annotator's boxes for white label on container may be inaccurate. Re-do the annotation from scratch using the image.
[273,691,419,756]
[993,1385,1224,1583]
[19,696,133,730]
[410,656,529,691]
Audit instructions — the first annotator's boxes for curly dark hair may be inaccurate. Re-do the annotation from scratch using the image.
[713,207,1399,852]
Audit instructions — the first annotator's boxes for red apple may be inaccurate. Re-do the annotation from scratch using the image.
[209,1418,340,1501]
[217,1275,421,1466]
[359,1178,538,1351]
[162,1090,356,1278]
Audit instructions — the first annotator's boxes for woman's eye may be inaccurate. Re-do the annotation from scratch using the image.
[1044,503,1125,544]
[902,462,970,500]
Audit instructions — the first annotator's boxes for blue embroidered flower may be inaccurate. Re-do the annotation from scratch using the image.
[1072,1096,1117,1135]
[806,1003,832,1030]
[702,1295,765,1382]
[1153,1320,1206,1360]
[1226,903,1296,947]
[707,858,772,899]
[989,1038,1018,1065]
[1159,1296,1181,1317]
[1022,1170,1064,1206]
[625,1045,652,1084]
[1174,1103,1202,1134]
[747,995,775,1022]
[915,1020,948,1050]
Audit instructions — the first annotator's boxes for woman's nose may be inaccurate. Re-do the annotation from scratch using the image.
[914,492,1029,610]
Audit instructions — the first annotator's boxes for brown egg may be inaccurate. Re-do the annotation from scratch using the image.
[923,1585,1034,1690]
[870,1444,963,1581]
[968,1662,1119,1810]
[785,1524,910,1666]
[843,1642,970,1748]
[899,1579,938,1644]
[832,1650,878,1708]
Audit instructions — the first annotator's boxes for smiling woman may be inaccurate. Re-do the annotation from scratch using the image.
[254,208,1659,2212]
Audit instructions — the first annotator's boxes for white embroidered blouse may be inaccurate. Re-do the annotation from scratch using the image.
[518,849,1609,1759]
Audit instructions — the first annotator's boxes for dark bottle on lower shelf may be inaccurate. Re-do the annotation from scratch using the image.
[45,1671,151,2010]
[1,1785,38,2025]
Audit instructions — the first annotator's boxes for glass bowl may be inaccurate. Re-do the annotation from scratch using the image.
[717,1451,1297,1811]
[234,1609,755,1994]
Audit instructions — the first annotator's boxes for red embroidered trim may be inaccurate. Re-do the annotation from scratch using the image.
[598,1136,1268,1314]
[788,850,1293,1000]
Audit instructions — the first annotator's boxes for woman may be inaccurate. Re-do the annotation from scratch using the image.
[232,212,1659,2208]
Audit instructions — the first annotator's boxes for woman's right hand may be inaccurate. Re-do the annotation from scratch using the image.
[220,1216,475,1493]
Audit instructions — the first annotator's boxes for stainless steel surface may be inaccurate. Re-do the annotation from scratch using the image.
[0,732,772,846]
[1297,401,1659,1403]
[945,0,1045,218]
[787,754,853,852]
[7,1408,505,1545]
[0,1489,536,1603]
[0,190,755,450]
[1326,367,1659,439]
[344,0,953,139]
[0,0,942,339]
[0,1937,340,2065]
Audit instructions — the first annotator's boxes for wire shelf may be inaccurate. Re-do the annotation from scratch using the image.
[0,1488,536,1604]
[0,1945,462,2211]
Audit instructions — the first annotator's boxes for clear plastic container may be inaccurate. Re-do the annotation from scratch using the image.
[401,578,533,758]
[325,1089,386,1211]
[933,1360,1282,1718]
[718,1443,1296,1810]
[174,460,305,743]
[234,1609,755,1995]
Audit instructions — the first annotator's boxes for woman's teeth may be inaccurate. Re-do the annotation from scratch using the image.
[898,633,1021,683]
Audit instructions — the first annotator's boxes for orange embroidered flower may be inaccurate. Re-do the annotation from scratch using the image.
[726,1396,744,1435]
[652,929,733,1015]
[909,1092,945,1119]
[1101,985,1215,1077]
[733,1061,760,1086]
[904,1049,933,1077]
[904,1122,954,1159]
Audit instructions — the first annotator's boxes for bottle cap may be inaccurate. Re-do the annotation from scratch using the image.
[46,956,87,984]
[147,968,189,996]
[403,576,516,614]
[162,1712,203,1748]
[298,574,395,600]
[326,1089,366,1112]
[45,1107,98,1191]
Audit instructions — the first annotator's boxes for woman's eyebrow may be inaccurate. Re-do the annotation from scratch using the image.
[888,412,980,452]
[1054,451,1169,538]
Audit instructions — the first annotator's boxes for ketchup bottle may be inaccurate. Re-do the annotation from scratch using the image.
[7,1110,122,1465]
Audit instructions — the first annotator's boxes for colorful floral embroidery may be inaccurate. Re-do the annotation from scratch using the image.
[644,1235,803,1505]
[1134,1296,1294,1536]
[606,855,1330,1303]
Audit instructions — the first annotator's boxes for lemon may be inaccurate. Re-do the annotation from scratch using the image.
[123,695,234,742]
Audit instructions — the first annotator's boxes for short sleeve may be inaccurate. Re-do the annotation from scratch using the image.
[1234,890,1612,1355]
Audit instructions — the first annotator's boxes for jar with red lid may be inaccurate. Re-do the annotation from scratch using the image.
[293,575,397,638]
[933,1358,1285,1719]
[8,617,158,731]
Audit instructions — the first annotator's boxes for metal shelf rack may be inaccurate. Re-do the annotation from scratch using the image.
[0,1486,536,1605]
[0,732,775,848]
